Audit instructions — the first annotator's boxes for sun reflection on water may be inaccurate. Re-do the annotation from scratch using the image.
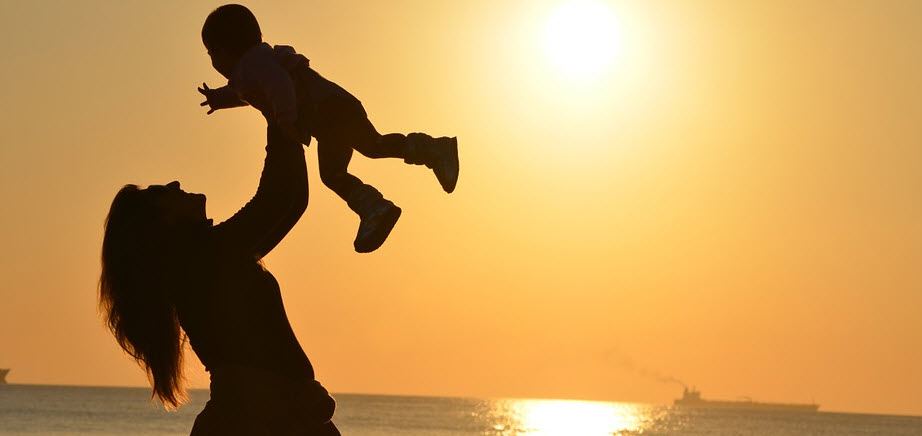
[488,399,652,436]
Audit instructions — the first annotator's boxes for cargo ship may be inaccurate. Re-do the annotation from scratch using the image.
[0,369,8,384]
[674,387,818,412]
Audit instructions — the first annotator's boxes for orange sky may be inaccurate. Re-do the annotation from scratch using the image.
[1,0,920,416]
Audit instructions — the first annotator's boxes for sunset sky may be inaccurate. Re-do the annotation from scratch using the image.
[1,0,920,416]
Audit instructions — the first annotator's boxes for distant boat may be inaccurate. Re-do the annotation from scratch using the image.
[674,387,818,413]
[0,369,8,384]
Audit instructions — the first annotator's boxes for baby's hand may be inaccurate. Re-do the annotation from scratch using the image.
[198,83,243,115]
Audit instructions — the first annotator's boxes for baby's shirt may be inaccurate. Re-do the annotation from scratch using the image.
[228,42,299,129]
[213,42,352,142]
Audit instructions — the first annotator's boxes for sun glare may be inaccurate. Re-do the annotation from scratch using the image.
[506,399,645,435]
[544,0,621,80]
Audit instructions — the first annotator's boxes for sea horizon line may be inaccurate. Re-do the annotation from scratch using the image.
[3,382,920,419]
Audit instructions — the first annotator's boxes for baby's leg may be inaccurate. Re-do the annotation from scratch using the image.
[317,139,401,253]
[343,116,459,193]
[319,96,459,192]
[317,139,362,201]
[329,106,439,162]
[334,115,408,160]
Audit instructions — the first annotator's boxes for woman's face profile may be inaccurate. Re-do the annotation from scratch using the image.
[146,181,207,225]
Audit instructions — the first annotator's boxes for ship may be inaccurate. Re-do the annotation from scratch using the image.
[674,387,819,412]
[0,369,8,385]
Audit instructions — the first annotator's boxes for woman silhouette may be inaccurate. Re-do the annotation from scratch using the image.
[99,124,339,435]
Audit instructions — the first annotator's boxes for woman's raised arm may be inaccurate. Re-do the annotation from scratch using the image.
[212,123,308,260]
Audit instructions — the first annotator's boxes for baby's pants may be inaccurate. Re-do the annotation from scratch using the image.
[312,96,409,201]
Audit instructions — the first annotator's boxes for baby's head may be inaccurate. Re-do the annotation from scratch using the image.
[202,4,262,78]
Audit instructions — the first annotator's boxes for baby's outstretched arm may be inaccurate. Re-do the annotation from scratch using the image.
[198,83,247,115]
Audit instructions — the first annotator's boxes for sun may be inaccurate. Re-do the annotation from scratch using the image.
[544,0,621,80]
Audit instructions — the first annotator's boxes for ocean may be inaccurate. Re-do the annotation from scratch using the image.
[1,384,920,435]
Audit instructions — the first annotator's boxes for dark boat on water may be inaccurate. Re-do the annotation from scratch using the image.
[674,387,819,412]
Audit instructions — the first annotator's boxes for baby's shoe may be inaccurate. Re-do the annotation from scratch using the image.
[348,186,402,253]
[406,133,459,193]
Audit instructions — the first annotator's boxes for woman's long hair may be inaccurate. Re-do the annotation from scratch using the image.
[99,185,189,409]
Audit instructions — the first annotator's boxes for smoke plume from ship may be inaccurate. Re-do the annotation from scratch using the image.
[602,348,687,388]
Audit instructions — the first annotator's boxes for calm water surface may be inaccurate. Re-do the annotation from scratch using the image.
[1,384,920,435]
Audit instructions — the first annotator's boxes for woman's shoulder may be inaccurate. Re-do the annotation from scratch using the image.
[199,225,259,265]
[171,226,264,299]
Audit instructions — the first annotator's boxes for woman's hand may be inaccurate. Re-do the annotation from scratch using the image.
[279,120,310,147]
